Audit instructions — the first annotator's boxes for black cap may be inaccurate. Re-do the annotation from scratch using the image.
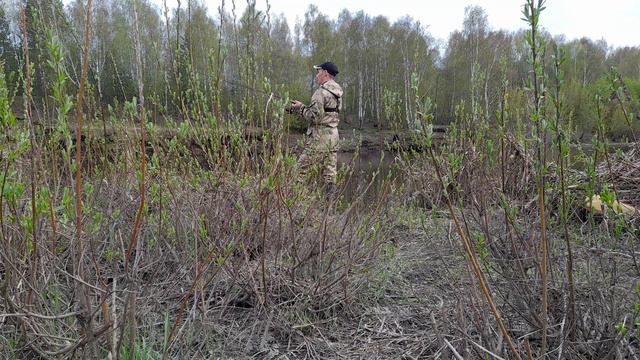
[313,61,339,76]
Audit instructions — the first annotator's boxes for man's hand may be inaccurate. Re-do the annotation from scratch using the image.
[285,100,303,114]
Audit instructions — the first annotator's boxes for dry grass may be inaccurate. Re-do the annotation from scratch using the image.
[1,114,639,359]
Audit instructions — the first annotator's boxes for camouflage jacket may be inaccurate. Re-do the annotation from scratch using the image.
[300,80,343,128]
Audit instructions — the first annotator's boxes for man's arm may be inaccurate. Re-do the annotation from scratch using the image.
[291,90,325,124]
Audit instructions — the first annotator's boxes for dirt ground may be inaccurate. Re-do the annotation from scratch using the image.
[177,215,640,359]
[156,215,468,359]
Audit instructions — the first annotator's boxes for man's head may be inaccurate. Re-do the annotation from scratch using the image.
[313,61,338,84]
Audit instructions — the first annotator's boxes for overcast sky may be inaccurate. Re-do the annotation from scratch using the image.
[146,0,638,49]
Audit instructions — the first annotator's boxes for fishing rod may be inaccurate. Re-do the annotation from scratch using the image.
[221,78,289,101]
[220,78,313,114]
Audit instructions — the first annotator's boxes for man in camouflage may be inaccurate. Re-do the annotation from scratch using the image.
[291,61,343,198]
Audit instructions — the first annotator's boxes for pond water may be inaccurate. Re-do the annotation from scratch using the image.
[338,148,401,203]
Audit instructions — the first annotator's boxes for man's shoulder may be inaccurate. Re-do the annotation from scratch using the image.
[321,80,343,97]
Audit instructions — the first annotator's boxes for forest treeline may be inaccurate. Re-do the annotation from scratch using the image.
[1,0,639,138]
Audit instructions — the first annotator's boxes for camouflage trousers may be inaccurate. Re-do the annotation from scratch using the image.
[298,126,339,185]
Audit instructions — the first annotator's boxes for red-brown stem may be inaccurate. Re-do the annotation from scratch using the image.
[261,194,269,306]
[538,181,549,353]
[20,0,38,307]
[554,51,576,341]
[164,245,226,358]
[125,0,147,273]
[428,146,522,360]
[0,162,8,250]
[528,1,548,353]
[49,191,58,253]
[525,338,534,360]
[73,0,94,354]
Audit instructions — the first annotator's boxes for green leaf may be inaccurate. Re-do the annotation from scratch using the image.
[599,186,615,206]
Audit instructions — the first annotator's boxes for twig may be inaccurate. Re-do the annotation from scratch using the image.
[0,311,81,320]
[19,0,39,308]
[427,144,522,360]
[125,0,148,273]
[469,338,507,360]
[44,322,113,357]
[524,338,534,360]
[72,0,95,357]
[444,338,464,360]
